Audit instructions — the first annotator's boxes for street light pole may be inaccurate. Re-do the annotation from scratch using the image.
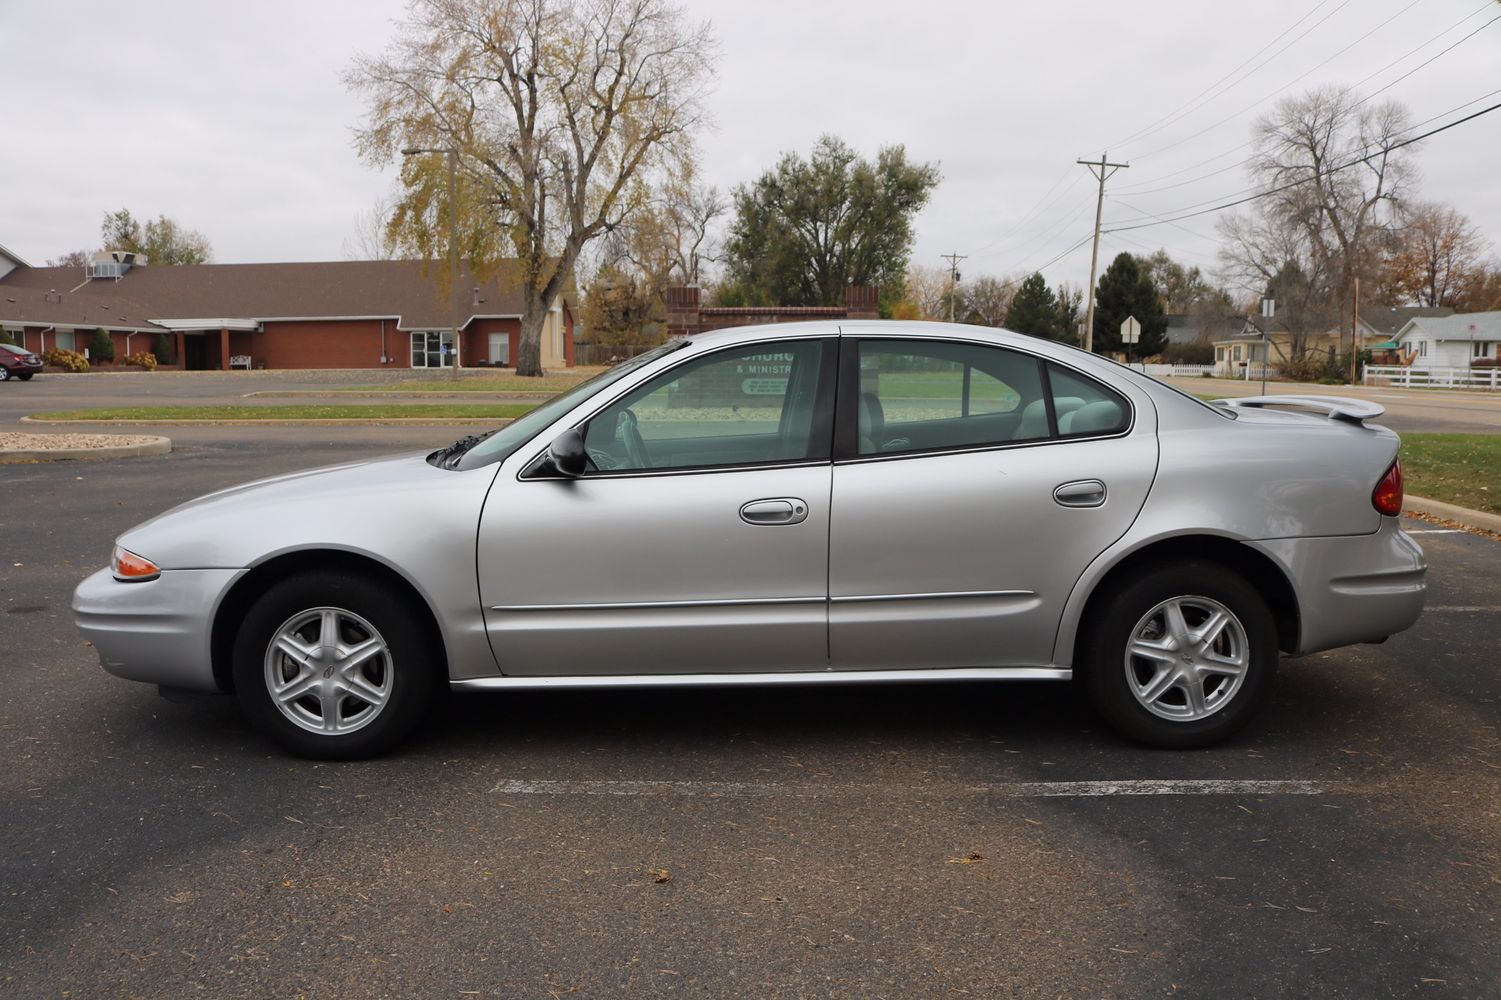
[402,146,462,379]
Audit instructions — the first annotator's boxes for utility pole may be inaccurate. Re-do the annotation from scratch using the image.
[1350,275,1360,386]
[941,252,967,323]
[1078,153,1129,353]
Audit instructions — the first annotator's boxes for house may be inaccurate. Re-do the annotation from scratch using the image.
[0,255,574,371]
[1211,306,1457,376]
[1391,310,1501,371]
[0,242,27,282]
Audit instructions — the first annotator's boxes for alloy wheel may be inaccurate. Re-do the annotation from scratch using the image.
[263,606,393,735]
[1123,595,1249,722]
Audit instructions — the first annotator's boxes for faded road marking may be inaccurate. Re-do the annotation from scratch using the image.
[489,778,1336,798]
[1425,605,1501,612]
[1405,529,1466,534]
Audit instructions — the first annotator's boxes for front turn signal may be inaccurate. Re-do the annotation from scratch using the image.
[111,546,161,582]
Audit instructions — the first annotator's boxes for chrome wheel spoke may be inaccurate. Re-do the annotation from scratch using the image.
[318,687,343,731]
[1183,678,1209,716]
[1128,638,1176,664]
[343,671,387,708]
[339,636,385,672]
[1137,667,1180,706]
[1163,600,1192,646]
[319,609,340,651]
[273,634,314,663]
[1194,609,1232,648]
[1198,652,1246,676]
[272,669,319,705]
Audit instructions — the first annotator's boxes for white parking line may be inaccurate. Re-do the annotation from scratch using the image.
[1425,606,1501,613]
[1405,529,1465,534]
[489,778,1335,798]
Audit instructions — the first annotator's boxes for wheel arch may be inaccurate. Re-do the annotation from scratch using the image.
[210,548,449,693]
[1058,534,1301,667]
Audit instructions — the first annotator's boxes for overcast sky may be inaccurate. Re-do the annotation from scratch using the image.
[3,0,1498,295]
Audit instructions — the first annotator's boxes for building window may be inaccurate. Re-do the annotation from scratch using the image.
[1216,348,1225,361]
[1233,345,1243,362]
[55,330,76,352]
[1475,342,1492,359]
[1419,341,1428,357]
[410,331,452,368]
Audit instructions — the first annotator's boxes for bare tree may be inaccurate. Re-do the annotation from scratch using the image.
[904,265,951,321]
[46,249,91,268]
[343,195,404,260]
[1217,210,1334,362]
[959,274,1016,328]
[1247,87,1413,325]
[348,0,715,376]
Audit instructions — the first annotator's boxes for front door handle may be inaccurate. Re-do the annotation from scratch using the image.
[1053,479,1107,508]
[740,498,809,525]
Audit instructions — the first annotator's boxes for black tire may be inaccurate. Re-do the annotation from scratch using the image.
[1080,561,1278,749]
[17,373,33,381]
[232,571,440,759]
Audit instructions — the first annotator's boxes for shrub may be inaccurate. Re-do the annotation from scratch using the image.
[42,348,89,372]
[0,330,14,346]
[152,332,175,365]
[123,350,158,371]
[1159,341,1215,365]
[1279,353,1335,384]
[89,327,115,363]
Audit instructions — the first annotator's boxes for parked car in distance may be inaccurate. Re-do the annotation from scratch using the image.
[0,342,43,380]
[73,321,1427,758]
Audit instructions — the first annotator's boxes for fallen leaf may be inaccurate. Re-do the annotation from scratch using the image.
[649,868,671,884]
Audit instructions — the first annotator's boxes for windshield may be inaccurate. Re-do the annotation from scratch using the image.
[451,341,686,471]
[0,343,27,356]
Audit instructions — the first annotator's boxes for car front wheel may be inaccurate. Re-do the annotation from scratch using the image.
[1081,562,1278,749]
[232,571,439,758]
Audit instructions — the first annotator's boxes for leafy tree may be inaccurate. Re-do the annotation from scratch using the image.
[721,135,939,310]
[1093,253,1166,360]
[1450,263,1501,313]
[1055,282,1084,344]
[152,333,175,365]
[88,328,115,363]
[1377,202,1490,307]
[0,330,14,346]
[101,208,212,264]
[580,265,661,346]
[1004,273,1060,339]
[348,0,714,377]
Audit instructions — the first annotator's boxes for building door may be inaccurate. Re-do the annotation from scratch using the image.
[183,336,209,371]
[489,333,509,366]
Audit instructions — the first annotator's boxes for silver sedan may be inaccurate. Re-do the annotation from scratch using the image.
[73,322,1426,757]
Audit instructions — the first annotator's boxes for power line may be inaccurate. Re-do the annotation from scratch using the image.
[1122,0,1429,165]
[1078,155,1129,353]
[1112,0,1484,197]
[1351,9,1501,110]
[1101,100,1501,236]
[940,252,967,322]
[1106,0,1343,151]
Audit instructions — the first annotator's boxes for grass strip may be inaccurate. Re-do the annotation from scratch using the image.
[336,371,603,393]
[1398,433,1501,515]
[32,403,538,421]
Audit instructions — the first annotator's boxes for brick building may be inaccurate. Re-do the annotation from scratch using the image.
[0,254,574,371]
[665,285,879,338]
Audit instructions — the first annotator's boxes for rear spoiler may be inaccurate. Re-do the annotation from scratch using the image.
[1212,395,1385,426]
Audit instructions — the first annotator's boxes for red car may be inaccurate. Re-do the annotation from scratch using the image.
[0,343,42,381]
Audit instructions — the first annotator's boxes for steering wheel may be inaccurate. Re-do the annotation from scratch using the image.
[586,448,619,471]
[619,407,650,468]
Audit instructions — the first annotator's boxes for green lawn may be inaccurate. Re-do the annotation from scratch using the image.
[32,403,538,421]
[1399,433,1501,515]
[337,369,605,394]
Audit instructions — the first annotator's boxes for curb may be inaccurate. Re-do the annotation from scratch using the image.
[1404,495,1501,535]
[0,436,172,464]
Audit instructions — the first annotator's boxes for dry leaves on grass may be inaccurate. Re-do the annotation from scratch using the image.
[648,868,672,884]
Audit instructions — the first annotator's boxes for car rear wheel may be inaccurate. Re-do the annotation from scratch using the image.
[1081,562,1277,749]
[0,368,9,381]
[232,571,439,759]
[16,372,32,381]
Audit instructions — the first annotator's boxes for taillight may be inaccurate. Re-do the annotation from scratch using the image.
[1372,458,1403,516]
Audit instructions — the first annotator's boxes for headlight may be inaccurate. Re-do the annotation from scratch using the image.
[111,545,161,582]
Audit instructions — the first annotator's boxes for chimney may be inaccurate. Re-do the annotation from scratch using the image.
[845,285,879,319]
[665,285,702,337]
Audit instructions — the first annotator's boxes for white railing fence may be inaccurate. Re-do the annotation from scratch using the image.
[1363,365,1501,389]
[1128,363,1217,377]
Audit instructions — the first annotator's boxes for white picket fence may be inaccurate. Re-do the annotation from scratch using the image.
[1363,364,1501,390]
[1127,363,1217,377]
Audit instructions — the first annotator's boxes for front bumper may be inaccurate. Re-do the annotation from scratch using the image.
[1251,518,1427,655]
[72,567,244,692]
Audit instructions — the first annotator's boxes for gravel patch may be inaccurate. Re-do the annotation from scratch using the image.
[1,431,164,450]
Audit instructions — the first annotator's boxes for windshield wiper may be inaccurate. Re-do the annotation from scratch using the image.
[430,431,496,470]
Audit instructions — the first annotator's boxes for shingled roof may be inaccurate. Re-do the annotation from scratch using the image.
[0,259,545,330]
[0,284,164,332]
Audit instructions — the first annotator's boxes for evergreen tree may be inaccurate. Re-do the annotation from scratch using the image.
[1092,253,1167,360]
[89,328,115,363]
[1003,273,1060,339]
[152,333,174,365]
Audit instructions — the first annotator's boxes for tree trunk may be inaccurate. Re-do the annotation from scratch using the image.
[516,299,547,377]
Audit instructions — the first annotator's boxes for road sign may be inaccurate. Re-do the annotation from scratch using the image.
[1121,315,1141,344]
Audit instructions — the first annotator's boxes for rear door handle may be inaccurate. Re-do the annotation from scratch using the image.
[1053,479,1107,508]
[740,498,809,525]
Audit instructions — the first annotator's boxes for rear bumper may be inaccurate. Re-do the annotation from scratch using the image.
[72,567,243,692]
[1251,518,1426,655]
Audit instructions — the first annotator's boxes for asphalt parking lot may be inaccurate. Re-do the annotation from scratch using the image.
[2,378,1500,997]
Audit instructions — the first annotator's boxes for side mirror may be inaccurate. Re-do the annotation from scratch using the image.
[547,428,588,477]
